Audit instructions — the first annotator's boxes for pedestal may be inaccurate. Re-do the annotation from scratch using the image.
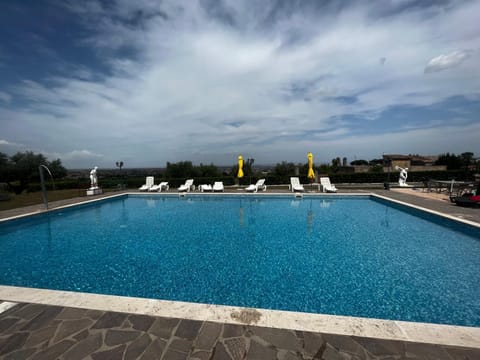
[86,187,103,196]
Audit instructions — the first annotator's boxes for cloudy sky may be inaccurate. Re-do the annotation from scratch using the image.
[0,0,479,168]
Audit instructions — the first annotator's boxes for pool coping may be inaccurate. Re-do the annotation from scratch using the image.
[1,192,479,349]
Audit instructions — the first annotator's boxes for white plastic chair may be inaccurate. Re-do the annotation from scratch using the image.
[289,177,305,192]
[178,179,195,192]
[139,176,154,191]
[245,179,267,192]
[320,177,337,193]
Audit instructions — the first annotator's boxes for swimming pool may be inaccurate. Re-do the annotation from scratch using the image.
[1,194,479,327]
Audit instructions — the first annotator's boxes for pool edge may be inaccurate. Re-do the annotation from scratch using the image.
[0,285,478,349]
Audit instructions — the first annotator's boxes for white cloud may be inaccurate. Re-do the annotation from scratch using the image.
[1,0,480,167]
[424,50,472,73]
[0,139,24,147]
[0,92,12,103]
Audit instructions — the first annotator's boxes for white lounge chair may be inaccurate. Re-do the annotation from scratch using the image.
[245,179,267,192]
[178,179,194,192]
[290,177,305,192]
[199,184,212,192]
[320,177,337,193]
[149,181,169,192]
[213,181,224,192]
[139,176,154,191]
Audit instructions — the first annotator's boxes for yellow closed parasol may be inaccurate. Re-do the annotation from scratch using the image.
[307,152,315,181]
[237,155,244,178]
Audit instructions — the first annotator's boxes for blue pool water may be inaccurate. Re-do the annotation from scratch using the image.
[0,195,479,326]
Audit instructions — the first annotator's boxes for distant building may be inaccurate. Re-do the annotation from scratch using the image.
[382,154,446,172]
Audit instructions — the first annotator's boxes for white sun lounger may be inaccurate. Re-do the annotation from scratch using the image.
[149,181,169,192]
[199,184,212,192]
[213,181,224,192]
[245,179,267,192]
[178,179,195,192]
[290,177,305,192]
[139,176,154,191]
[320,177,337,193]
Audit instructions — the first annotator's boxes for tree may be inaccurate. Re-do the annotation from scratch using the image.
[273,162,296,177]
[3,151,67,194]
[369,158,384,165]
[197,163,220,177]
[350,160,368,166]
[460,152,474,169]
[165,161,201,178]
[48,159,67,178]
[435,153,464,170]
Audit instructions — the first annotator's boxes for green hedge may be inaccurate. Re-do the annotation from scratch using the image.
[23,170,476,192]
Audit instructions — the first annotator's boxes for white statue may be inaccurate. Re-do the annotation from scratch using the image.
[90,166,99,189]
[395,166,408,187]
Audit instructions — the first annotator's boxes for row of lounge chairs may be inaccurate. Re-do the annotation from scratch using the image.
[138,177,337,193]
[138,177,169,192]
[289,177,337,193]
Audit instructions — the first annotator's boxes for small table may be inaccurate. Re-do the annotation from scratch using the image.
[309,183,322,192]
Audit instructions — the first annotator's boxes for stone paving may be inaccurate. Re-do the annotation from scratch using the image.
[1,188,479,359]
[1,302,479,359]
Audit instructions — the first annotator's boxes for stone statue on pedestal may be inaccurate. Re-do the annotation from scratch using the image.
[395,166,409,187]
[89,166,99,189]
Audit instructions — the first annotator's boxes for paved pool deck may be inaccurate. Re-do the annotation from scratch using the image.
[0,188,479,359]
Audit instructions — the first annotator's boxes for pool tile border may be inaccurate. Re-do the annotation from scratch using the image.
[371,193,480,228]
[0,285,479,349]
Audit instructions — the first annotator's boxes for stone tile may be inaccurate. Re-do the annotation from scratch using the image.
[277,349,303,360]
[11,304,46,321]
[223,324,244,339]
[195,322,222,350]
[303,332,324,356]
[0,332,29,356]
[247,339,277,360]
[0,317,21,332]
[352,336,405,357]
[224,337,247,360]
[30,339,76,360]
[162,349,188,360]
[443,345,480,360]
[125,333,152,360]
[190,350,212,360]
[128,314,155,332]
[169,338,193,353]
[91,312,127,329]
[212,342,233,360]
[52,318,94,343]
[73,329,89,341]
[149,317,180,340]
[105,329,141,346]
[62,332,103,360]
[56,307,89,320]
[91,344,126,360]
[405,342,455,360]
[4,347,37,360]
[312,342,327,359]
[20,306,63,331]
[140,338,166,360]
[175,319,203,340]
[24,325,57,348]
[86,309,104,320]
[322,334,365,355]
[320,344,350,360]
[251,326,301,352]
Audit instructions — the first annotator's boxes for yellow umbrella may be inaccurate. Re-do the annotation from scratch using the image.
[307,152,315,181]
[237,155,244,178]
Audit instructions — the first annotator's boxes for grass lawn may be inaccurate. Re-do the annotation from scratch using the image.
[0,189,118,211]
